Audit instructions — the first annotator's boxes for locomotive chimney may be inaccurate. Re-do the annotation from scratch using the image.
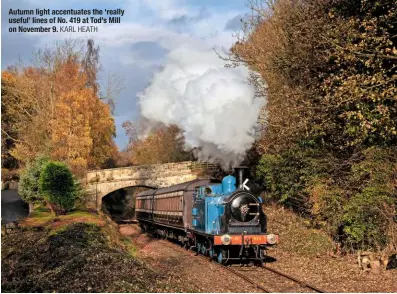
[233,166,248,189]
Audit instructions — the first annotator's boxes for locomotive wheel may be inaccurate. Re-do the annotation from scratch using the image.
[208,240,215,260]
[201,244,207,256]
[217,248,227,265]
[197,243,202,255]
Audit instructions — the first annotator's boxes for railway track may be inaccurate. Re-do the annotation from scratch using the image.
[120,224,326,293]
[261,265,325,293]
[164,239,326,293]
[194,253,271,292]
[197,253,325,293]
[234,264,325,293]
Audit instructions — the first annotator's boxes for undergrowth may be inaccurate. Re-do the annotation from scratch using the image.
[257,147,397,253]
[1,223,179,292]
[264,205,333,257]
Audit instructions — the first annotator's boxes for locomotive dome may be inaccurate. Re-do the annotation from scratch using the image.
[221,175,236,193]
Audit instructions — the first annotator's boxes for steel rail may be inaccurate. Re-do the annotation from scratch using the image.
[195,254,271,293]
[128,225,327,293]
[168,240,326,293]
[162,240,271,292]
[261,265,325,293]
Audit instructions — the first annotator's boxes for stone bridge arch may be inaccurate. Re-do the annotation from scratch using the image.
[85,161,219,209]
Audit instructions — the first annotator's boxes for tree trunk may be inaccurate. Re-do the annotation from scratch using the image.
[28,203,34,215]
[46,202,57,216]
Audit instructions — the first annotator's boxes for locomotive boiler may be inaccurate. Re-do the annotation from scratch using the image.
[135,167,278,264]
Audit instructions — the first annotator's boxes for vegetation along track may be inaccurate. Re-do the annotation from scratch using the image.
[159,235,326,293]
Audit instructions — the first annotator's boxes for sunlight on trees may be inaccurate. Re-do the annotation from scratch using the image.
[232,0,397,251]
[1,39,117,176]
[122,121,194,165]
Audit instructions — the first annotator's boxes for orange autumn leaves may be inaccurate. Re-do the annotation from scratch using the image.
[2,52,115,176]
[122,123,193,165]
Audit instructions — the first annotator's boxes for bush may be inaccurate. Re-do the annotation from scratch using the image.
[18,156,50,204]
[307,181,346,235]
[39,161,75,214]
[256,148,331,215]
[71,178,89,209]
[342,186,395,250]
[256,146,397,251]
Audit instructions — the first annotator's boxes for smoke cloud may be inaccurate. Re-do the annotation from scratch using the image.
[138,46,264,168]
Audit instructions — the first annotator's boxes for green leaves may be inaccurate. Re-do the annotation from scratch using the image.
[322,0,397,150]
[255,144,396,250]
[342,186,394,248]
[18,155,50,204]
[39,161,75,214]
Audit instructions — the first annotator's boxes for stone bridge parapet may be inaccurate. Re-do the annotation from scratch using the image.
[85,161,219,209]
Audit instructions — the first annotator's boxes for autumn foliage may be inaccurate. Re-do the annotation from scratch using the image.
[232,0,397,251]
[122,122,193,165]
[1,40,116,176]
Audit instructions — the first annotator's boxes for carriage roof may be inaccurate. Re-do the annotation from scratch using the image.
[136,178,212,198]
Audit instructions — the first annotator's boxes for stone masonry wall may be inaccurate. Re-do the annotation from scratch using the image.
[85,161,218,209]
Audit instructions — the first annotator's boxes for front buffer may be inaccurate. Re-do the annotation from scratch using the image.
[213,232,279,264]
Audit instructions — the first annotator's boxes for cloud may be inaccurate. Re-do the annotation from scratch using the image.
[143,0,189,21]
[224,14,244,31]
[1,33,40,68]
[126,41,169,66]
[167,6,210,26]
[2,0,250,150]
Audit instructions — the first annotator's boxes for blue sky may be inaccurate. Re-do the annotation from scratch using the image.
[2,0,250,149]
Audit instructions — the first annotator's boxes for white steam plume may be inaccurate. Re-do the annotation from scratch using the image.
[138,46,264,168]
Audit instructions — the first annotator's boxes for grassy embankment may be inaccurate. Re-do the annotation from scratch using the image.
[1,206,179,292]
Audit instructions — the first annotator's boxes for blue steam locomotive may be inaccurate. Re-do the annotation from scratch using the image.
[135,167,278,264]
